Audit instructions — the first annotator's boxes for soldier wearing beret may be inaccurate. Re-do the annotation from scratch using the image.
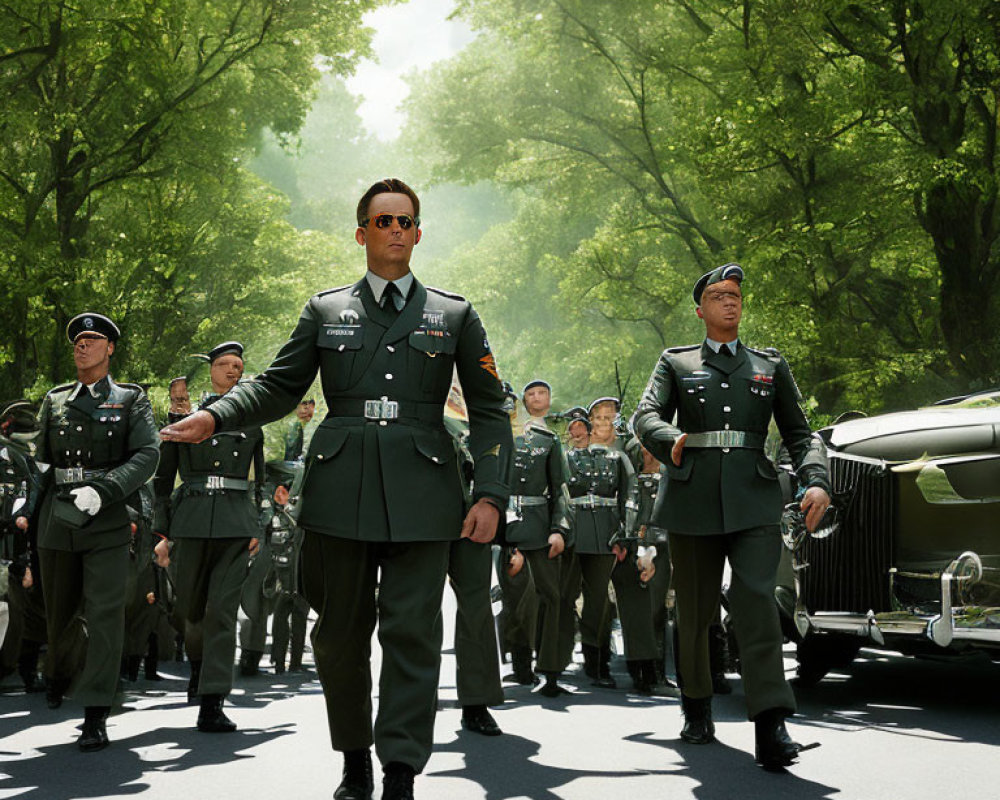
[159,178,512,800]
[632,263,831,771]
[30,313,159,750]
[499,381,571,698]
[0,400,45,692]
[152,341,266,732]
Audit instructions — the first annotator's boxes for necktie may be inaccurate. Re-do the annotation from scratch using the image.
[382,282,403,313]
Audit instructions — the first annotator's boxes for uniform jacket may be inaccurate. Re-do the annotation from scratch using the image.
[631,342,829,535]
[32,376,160,551]
[153,394,266,540]
[505,423,570,551]
[205,276,513,543]
[566,444,634,554]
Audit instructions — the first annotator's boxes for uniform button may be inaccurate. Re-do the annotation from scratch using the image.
[699,398,706,404]
[233,451,239,457]
[214,461,221,467]
[724,423,730,430]
[59,430,65,436]
[722,447,730,454]
[108,431,113,437]
[721,382,729,389]
[211,439,218,446]
[723,406,731,412]
[76,426,83,432]
[317,454,324,461]
[385,373,393,380]
[379,421,388,427]
[387,345,395,352]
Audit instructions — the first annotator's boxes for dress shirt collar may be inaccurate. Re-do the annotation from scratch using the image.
[366,270,414,311]
[705,337,740,356]
[68,380,101,401]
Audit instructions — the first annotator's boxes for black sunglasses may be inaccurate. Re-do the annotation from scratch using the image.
[362,213,419,230]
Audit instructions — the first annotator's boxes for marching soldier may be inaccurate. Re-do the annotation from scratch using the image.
[501,380,571,698]
[158,179,512,800]
[0,400,44,692]
[152,341,266,732]
[563,407,635,688]
[632,263,831,771]
[31,313,160,750]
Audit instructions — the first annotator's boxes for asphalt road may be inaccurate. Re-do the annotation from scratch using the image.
[2,591,999,800]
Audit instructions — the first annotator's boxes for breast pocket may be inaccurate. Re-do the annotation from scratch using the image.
[90,413,127,465]
[407,330,457,395]
[317,324,364,391]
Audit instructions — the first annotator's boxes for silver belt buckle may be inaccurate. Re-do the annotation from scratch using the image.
[206,475,224,490]
[365,397,399,421]
[722,430,745,448]
[66,466,85,483]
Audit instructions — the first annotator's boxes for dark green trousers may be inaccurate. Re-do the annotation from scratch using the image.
[0,577,46,673]
[448,538,503,706]
[300,532,450,774]
[39,540,128,706]
[669,526,795,718]
[610,558,659,661]
[561,549,616,651]
[239,540,273,654]
[523,548,563,674]
[174,537,250,695]
[647,549,672,663]
[497,546,537,655]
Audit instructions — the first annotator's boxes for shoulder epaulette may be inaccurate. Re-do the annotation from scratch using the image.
[528,425,557,439]
[314,284,354,299]
[426,286,467,302]
[115,382,145,392]
[48,382,76,395]
[665,344,700,354]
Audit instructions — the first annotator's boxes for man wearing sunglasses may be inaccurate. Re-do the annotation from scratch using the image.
[159,178,513,800]
[632,263,831,772]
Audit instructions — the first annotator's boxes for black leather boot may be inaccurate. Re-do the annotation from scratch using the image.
[18,646,42,693]
[581,643,600,679]
[592,645,616,688]
[538,672,568,697]
[144,636,161,681]
[239,649,263,677]
[334,749,374,800]
[382,762,415,800]
[46,676,70,709]
[680,694,715,744]
[628,659,655,694]
[461,704,502,736]
[506,646,537,685]
[197,694,237,732]
[122,654,141,682]
[754,707,807,771]
[187,660,202,704]
[78,706,110,751]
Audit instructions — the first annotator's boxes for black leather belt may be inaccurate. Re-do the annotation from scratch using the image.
[684,430,766,449]
[184,476,250,491]
[54,467,109,485]
[326,398,444,423]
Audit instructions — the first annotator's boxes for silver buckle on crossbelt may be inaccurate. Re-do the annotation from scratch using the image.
[364,397,399,421]
[205,475,225,490]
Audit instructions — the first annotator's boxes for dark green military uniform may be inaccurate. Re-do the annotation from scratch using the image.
[34,376,160,707]
[632,340,829,716]
[562,443,634,679]
[153,395,265,697]
[0,427,46,689]
[502,422,570,678]
[204,276,512,772]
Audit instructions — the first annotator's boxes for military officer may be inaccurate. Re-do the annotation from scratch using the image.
[30,313,159,750]
[158,178,512,800]
[562,406,634,688]
[501,380,571,698]
[152,341,265,732]
[632,263,831,771]
[0,400,45,692]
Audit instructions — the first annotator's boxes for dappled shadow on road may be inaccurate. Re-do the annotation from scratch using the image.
[430,730,678,800]
[795,649,1000,748]
[0,717,296,800]
[626,732,840,800]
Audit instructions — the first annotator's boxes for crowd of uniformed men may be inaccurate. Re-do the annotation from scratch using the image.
[0,178,831,799]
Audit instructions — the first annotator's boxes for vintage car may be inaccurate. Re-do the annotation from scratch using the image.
[780,389,1000,683]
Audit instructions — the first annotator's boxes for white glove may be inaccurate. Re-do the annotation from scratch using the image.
[70,486,102,517]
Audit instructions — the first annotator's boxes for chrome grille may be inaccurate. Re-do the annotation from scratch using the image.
[799,453,896,613]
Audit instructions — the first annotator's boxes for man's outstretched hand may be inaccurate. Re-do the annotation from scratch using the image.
[160,410,216,444]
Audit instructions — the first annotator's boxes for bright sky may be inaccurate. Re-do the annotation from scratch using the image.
[345,0,476,141]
